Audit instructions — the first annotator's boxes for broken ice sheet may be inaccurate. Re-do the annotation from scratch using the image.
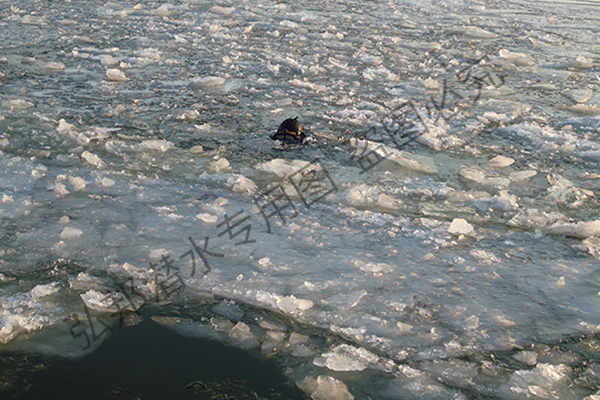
[313,344,393,372]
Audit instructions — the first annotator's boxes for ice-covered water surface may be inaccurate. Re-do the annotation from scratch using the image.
[1,0,600,398]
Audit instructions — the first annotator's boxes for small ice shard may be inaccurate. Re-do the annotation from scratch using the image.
[100,177,115,187]
[513,350,538,366]
[256,159,310,177]
[58,216,70,224]
[2,194,14,204]
[557,276,565,287]
[227,175,257,194]
[106,68,129,82]
[507,209,555,230]
[192,76,226,88]
[57,118,76,134]
[61,227,83,240]
[567,55,593,70]
[196,213,218,224]
[189,145,203,154]
[2,99,34,110]
[581,236,600,258]
[45,61,65,71]
[31,164,48,179]
[397,322,413,334]
[208,157,231,173]
[458,165,486,183]
[547,220,600,239]
[229,322,259,348]
[423,77,441,90]
[464,27,497,39]
[448,218,474,235]
[81,150,106,168]
[563,89,593,103]
[289,79,328,92]
[499,49,535,66]
[473,190,519,211]
[502,363,571,398]
[376,193,401,210]
[276,295,313,313]
[298,375,354,400]
[567,104,600,116]
[349,138,437,174]
[488,155,515,168]
[80,290,113,311]
[313,344,379,372]
[100,55,118,66]
[210,5,235,15]
[138,139,174,152]
[151,4,172,16]
[68,176,86,192]
[210,317,233,332]
[470,249,500,264]
[54,182,70,197]
[509,170,537,182]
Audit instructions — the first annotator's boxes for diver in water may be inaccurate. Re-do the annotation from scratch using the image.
[271,117,306,144]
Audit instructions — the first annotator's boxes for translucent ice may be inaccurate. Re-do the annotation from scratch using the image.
[547,220,600,239]
[448,218,474,235]
[499,49,535,66]
[298,375,354,400]
[313,344,379,372]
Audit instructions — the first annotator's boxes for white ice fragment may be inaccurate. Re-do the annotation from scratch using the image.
[45,61,65,71]
[397,322,413,334]
[289,79,328,92]
[557,276,565,287]
[503,363,571,398]
[509,170,537,182]
[567,55,593,70]
[563,89,593,103]
[448,218,474,235]
[229,322,258,348]
[135,48,160,60]
[581,236,600,258]
[488,155,515,168]
[57,118,76,134]
[376,193,401,210]
[208,157,231,173]
[464,27,497,39]
[349,138,437,174]
[470,249,500,264]
[192,76,225,88]
[69,176,86,192]
[227,175,257,194]
[138,139,174,152]
[31,164,48,179]
[423,77,441,90]
[31,282,61,299]
[196,213,218,224]
[277,295,313,313]
[298,375,354,400]
[507,209,553,230]
[474,190,519,211]
[313,344,378,372]
[256,159,310,177]
[2,99,34,110]
[458,165,486,183]
[54,182,70,197]
[547,220,600,239]
[189,145,203,154]
[58,216,70,225]
[210,6,235,15]
[151,4,172,16]
[106,68,129,82]
[513,351,538,366]
[464,315,479,330]
[60,227,82,240]
[568,104,600,116]
[499,49,535,66]
[80,290,115,311]
[2,194,14,204]
[81,150,106,168]
[100,55,118,66]
[101,177,115,187]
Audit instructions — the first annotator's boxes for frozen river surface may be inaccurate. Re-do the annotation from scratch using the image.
[1,0,600,398]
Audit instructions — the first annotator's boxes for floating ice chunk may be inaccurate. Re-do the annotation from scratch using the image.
[448,218,474,235]
[54,182,70,197]
[106,68,129,82]
[488,155,515,168]
[210,317,233,332]
[80,290,113,311]
[2,99,34,110]
[31,164,48,179]
[509,170,537,182]
[210,5,235,15]
[327,291,367,310]
[314,344,378,372]
[138,139,174,152]
[298,375,354,400]
[276,295,313,313]
[57,118,76,134]
[507,209,559,230]
[31,282,61,299]
[567,104,600,116]
[60,227,83,240]
[376,193,401,210]
[227,175,257,194]
[499,49,535,66]
[151,4,172,16]
[397,322,413,334]
[565,55,594,70]
[69,176,86,192]
[473,190,519,211]
[100,177,115,187]
[100,55,118,66]
[514,351,538,366]
[192,76,226,88]
[422,360,479,386]
[45,61,65,71]
[196,213,218,224]
[256,159,310,177]
[208,157,231,173]
[289,79,328,92]
[581,236,600,258]
[470,249,500,264]
[503,363,571,398]
[81,150,106,168]
[563,89,593,103]
[423,77,441,90]
[464,27,497,39]
[349,139,437,174]
[546,173,594,207]
[189,145,203,154]
[229,322,259,348]
[58,216,69,224]
[135,48,160,60]
[458,165,486,183]
[2,194,14,204]
[547,220,600,239]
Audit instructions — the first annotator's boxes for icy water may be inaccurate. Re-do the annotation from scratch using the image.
[1,0,600,398]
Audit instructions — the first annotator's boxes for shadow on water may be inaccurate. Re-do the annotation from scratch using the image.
[0,311,309,400]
